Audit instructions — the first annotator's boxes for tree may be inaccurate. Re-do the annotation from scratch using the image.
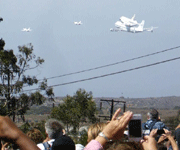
[50,88,98,133]
[0,39,54,121]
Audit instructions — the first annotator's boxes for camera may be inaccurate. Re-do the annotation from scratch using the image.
[157,129,165,135]
[128,114,142,142]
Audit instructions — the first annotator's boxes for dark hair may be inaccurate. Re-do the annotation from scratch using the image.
[150,109,159,120]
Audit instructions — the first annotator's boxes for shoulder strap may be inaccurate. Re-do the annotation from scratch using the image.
[42,142,51,150]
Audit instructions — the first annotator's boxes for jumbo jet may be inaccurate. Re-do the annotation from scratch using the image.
[74,21,82,25]
[110,20,158,33]
[119,14,138,26]
[21,28,32,32]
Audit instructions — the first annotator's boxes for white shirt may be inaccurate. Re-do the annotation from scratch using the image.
[76,144,85,150]
[37,139,55,150]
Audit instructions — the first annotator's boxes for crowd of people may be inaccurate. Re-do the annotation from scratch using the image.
[0,108,179,150]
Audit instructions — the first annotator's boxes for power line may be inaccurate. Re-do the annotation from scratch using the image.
[17,45,180,90]
[38,45,180,81]
[1,45,180,83]
[22,56,180,92]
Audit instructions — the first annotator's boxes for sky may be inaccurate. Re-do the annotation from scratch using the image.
[0,0,180,98]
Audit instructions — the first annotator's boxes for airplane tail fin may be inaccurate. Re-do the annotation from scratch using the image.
[136,20,145,31]
[140,20,145,27]
[131,14,136,20]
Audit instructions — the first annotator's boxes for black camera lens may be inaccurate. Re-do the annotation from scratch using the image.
[157,129,164,135]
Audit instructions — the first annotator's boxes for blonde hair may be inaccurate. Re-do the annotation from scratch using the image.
[87,122,107,143]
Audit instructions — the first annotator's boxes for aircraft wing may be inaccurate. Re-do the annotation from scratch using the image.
[144,27,158,32]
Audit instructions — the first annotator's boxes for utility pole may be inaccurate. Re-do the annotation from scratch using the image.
[99,99,126,121]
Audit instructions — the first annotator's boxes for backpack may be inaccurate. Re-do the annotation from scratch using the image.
[42,142,52,150]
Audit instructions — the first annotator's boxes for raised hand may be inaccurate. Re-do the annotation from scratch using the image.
[102,108,133,140]
[141,135,158,150]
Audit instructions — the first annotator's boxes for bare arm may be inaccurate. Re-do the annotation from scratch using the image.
[0,116,39,150]
[163,129,178,150]
[15,132,40,150]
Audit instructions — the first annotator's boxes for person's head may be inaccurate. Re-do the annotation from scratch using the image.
[52,135,75,150]
[147,109,159,120]
[106,141,143,150]
[87,122,107,143]
[26,128,44,144]
[45,119,64,139]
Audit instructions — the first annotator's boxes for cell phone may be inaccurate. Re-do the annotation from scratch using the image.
[128,114,142,142]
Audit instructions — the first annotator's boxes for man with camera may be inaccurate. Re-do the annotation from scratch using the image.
[142,108,169,137]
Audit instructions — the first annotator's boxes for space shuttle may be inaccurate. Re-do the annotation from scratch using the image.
[119,14,138,26]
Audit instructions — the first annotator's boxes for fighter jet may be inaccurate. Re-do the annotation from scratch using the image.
[74,21,82,25]
[21,28,32,32]
[119,14,138,27]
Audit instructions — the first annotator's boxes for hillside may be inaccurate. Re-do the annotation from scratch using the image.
[94,96,180,109]
[26,96,180,124]
[39,96,180,109]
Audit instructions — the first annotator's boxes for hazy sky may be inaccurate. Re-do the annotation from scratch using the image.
[1,0,180,98]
